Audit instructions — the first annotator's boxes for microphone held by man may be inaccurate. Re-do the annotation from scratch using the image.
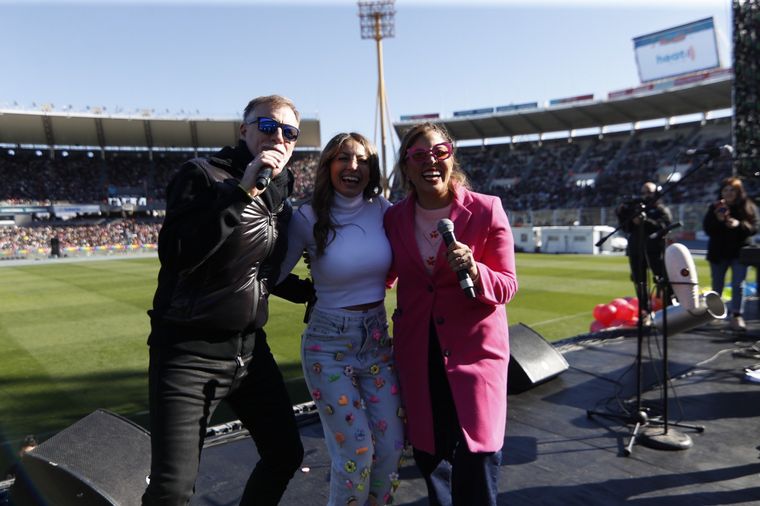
[437,218,477,299]
[240,144,288,195]
[255,167,273,190]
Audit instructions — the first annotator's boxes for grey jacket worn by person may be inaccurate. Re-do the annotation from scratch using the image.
[148,141,311,357]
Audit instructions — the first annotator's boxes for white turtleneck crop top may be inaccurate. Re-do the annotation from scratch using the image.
[278,192,392,310]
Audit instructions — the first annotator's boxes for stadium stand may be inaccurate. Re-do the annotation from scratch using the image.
[389,116,752,235]
[0,148,319,206]
[0,146,317,259]
[0,117,748,259]
[453,117,734,209]
[2,70,755,260]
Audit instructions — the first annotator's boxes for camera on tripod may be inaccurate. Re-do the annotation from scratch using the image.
[616,197,646,223]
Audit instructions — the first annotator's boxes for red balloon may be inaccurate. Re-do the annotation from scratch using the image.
[625,297,640,315]
[611,298,634,321]
[590,320,606,333]
[593,303,617,326]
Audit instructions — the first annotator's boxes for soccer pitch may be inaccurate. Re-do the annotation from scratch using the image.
[0,252,711,470]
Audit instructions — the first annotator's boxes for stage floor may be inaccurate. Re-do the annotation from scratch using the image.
[191,301,760,505]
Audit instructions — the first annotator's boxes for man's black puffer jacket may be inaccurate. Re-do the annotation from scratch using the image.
[148,141,309,357]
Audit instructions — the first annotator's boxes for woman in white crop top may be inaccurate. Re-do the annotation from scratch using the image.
[279,132,404,506]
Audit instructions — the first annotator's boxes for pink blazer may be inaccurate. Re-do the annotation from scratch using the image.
[384,187,518,453]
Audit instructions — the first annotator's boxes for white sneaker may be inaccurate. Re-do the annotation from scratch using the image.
[730,314,747,332]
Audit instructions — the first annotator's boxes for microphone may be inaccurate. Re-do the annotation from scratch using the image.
[437,219,477,299]
[649,221,681,241]
[255,167,273,191]
[684,145,733,158]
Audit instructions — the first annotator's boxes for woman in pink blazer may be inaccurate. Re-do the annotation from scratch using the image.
[384,122,518,505]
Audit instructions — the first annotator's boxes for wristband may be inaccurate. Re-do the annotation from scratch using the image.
[238,183,255,199]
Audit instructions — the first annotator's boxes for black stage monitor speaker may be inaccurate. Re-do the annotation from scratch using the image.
[10,409,150,506]
[508,323,569,393]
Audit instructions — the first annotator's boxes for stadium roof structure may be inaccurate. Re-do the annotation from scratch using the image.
[0,110,321,150]
[393,70,732,142]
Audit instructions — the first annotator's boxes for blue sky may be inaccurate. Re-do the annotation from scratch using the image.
[1,0,732,154]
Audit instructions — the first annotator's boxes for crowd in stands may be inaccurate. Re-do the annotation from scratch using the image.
[287,152,318,204]
[0,149,100,204]
[446,117,744,212]
[0,218,161,254]
[1,117,755,257]
[0,145,319,257]
[0,149,319,206]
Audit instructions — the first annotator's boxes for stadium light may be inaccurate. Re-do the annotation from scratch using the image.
[357,0,395,193]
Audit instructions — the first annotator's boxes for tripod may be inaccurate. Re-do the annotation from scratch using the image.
[588,186,704,455]
[628,258,704,454]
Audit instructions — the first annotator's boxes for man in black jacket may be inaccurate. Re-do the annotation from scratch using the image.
[617,181,673,312]
[143,95,312,506]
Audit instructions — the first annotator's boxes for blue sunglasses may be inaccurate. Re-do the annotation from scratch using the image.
[246,116,300,142]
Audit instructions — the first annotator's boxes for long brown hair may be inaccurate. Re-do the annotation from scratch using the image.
[720,176,755,219]
[311,132,382,256]
[393,122,470,196]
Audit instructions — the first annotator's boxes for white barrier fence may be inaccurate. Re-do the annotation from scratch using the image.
[513,226,624,255]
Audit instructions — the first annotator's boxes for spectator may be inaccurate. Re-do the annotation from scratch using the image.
[703,176,759,331]
[616,182,673,311]
[49,234,61,257]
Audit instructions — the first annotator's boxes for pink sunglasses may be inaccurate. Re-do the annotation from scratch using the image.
[405,142,453,164]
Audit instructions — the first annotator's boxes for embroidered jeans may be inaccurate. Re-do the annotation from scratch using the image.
[302,306,405,506]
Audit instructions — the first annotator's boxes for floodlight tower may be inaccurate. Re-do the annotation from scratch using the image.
[358,0,395,192]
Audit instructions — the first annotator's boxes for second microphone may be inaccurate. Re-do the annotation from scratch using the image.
[437,218,477,299]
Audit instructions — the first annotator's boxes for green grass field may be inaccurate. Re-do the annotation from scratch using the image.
[0,253,711,472]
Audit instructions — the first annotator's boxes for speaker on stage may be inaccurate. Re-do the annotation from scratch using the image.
[10,409,150,506]
[508,323,569,393]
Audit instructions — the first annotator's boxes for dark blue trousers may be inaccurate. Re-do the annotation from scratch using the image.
[142,330,303,506]
[412,321,502,506]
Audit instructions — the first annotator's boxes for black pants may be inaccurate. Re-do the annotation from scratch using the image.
[629,249,666,309]
[412,321,501,506]
[142,330,303,506]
